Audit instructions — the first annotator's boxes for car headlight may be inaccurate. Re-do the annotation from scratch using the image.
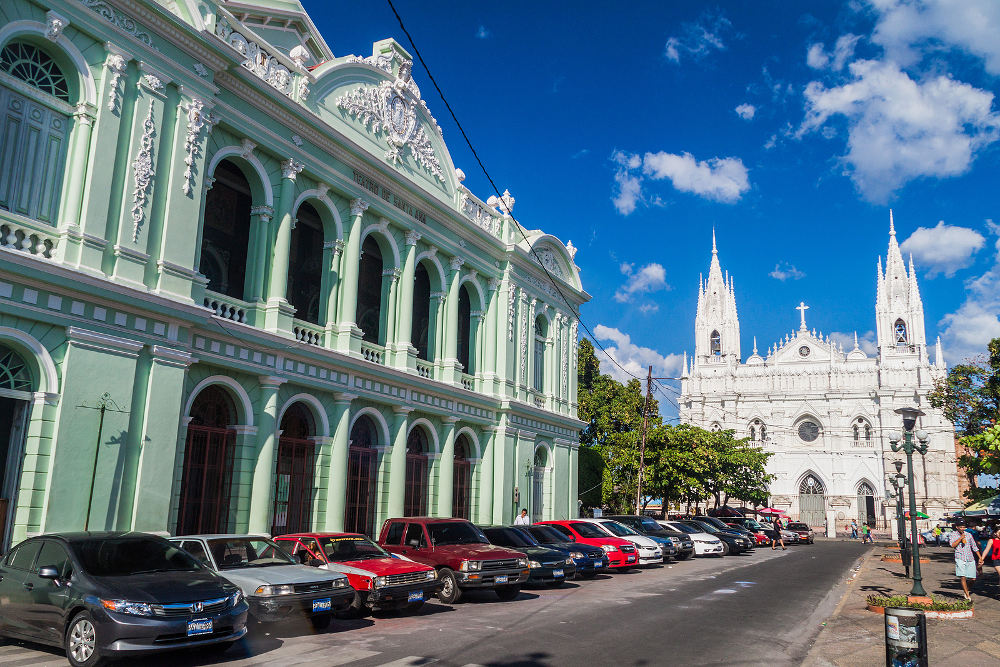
[517,558,529,568]
[254,585,295,596]
[459,560,482,572]
[569,551,584,559]
[565,557,574,565]
[528,560,541,569]
[228,591,243,607]
[426,570,437,580]
[601,544,618,553]
[101,599,153,616]
[334,578,349,588]
[373,576,386,588]
[670,537,682,545]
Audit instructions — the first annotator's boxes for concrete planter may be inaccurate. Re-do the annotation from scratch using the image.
[867,604,973,619]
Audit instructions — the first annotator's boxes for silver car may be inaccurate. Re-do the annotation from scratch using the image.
[171,535,353,629]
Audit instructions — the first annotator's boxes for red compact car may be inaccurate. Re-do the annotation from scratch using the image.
[275,532,443,616]
[536,520,638,570]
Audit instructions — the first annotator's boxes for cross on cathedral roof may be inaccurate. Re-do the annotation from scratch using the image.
[796,302,809,331]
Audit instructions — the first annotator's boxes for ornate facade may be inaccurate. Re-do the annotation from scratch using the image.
[679,217,963,534]
[0,0,588,548]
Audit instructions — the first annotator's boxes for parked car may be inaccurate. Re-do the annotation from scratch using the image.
[785,522,816,544]
[604,515,695,560]
[659,520,725,556]
[170,534,352,629]
[718,523,759,549]
[682,520,750,555]
[723,517,776,543]
[273,532,442,616]
[575,518,665,565]
[480,526,576,586]
[781,529,801,544]
[537,520,639,570]
[520,524,610,577]
[691,516,757,550]
[0,532,248,667]
[377,518,529,604]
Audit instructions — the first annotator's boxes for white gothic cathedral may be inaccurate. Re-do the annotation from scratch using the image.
[678,216,963,535]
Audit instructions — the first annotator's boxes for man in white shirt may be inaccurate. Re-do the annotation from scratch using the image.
[513,509,530,525]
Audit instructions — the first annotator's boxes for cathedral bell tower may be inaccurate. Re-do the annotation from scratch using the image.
[694,231,741,366]
[876,211,927,358]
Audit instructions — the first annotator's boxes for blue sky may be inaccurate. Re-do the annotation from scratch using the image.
[311,1,1000,411]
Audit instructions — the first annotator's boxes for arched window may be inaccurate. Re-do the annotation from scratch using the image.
[412,263,432,360]
[799,474,825,495]
[286,203,324,324]
[797,419,820,443]
[534,316,547,392]
[894,319,907,345]
[749,419,766,443]
[457,284,472,373]
[356,236,384,344]
[853,417,873,447]
[272,403,316,536]
[0,346,32,392]
[177,385,237,535]
[710,330,721,356]
[453,435,472,520]
[865,423,872,444]
[0,345,33,550]
[346,416,378,535]
[853,424,859,444]
[0,41,73,224]
[404,427,429,516]
[200,160,251,299]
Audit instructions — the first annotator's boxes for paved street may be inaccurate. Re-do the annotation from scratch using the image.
[2,542,868,666]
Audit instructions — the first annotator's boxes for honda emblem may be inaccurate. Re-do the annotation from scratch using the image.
[193,602,204,613]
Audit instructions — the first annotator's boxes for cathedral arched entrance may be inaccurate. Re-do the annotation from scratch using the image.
[798,473,826,528]
[856,481,876,527]
[0,345,33,550]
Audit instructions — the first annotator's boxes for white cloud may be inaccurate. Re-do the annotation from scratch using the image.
[642,151,750,203]
[806,34,860,71]
[735,103,756,120]
[615,262,668,302]
[830,330,878,355]
[899,221,985,277]
[639,303,660,314]
[769,262,806,281]
[939,223,1000,362]
[593,325,684,383]
[664,12,731,63]
[870,0,1000,75]
[800,59,1000,202]
[475,25,490,39]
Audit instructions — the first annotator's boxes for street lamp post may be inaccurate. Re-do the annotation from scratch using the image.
[887,461,909,577]
[888,407,930,598]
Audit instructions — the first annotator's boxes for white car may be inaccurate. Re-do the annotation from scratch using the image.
[659,520,725,556]
[574,518,662,565]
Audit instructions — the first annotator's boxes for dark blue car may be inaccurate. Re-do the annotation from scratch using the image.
[518,525,609,578]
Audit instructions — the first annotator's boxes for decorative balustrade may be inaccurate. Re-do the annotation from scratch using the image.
[1,221,56,259]
[460,374,474,391]
[361,342,384,364]
[293,320,324,346]
[416,359,433,379]
[533,395,546,409]
[203,292,249,323]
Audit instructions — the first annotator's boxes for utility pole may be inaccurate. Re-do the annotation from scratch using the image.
[635,365,653,515]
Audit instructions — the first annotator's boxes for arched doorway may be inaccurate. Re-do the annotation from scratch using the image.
[177,385,238,535]
[453,434,472,519]
[798,473,826,528]
[857,481,876,527]
[532,446,548,522]
[457,284,472,373]
[0,345,33,549]
[346,415,378,535]
[412,262,432,360]
[356,235,384,344]
[286,202,324,324]
[404,427,429,516]
[200,159,251,299]
[271,403,316,536]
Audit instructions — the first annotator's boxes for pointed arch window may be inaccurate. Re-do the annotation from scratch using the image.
[710,330,721,356]
[799,474,825,495]
[748,419,766,443]
[853,417,873,447]
[894,319,907,345]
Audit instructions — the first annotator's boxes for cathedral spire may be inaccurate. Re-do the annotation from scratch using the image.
[876,211,927,354]
[935,336,945,369]
[889,209,895,236]
[712,227,717,254]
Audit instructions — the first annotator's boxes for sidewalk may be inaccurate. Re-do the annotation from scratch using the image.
[804,544,1000,666]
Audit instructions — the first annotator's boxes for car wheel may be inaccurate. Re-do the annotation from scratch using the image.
[405,600,425,614]
[678,552,693,561]
[342,591,371,619]
[437,568,462,604]
[495,585,521,601]
[721,542,730,556]
[65,611,104,667]
[309,613,332,631]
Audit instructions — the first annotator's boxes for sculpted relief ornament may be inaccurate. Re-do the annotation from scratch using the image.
[131,101,156,241]
[182,98,214,196]
[215,18,294,96]
[336,59,445,181]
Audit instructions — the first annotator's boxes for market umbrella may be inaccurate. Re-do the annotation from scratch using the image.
[955,493,1000,517]
[709,505,745,518]
[904,511,930,519]
[757,507,786,515]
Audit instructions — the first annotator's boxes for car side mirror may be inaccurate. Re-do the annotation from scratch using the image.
[37,566,60,580]
[307,558,324,567]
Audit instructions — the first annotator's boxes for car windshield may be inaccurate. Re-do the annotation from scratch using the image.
[484,528,535,548]
[687,521,720,534]
[787,523,809,531]
[526,525,572,544]
[208,538,295,569]
[569,522,609,539]
[73,536,202,577]
[637,517,663,532]
[427,522,488,546]
[743,520,763,530]
[600,521,638,537]
[319,536,388,561]
[666,522,699,535]
[698,517,729,529]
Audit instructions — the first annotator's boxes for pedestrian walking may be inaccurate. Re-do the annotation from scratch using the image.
[949,520,980,601]
[861,523,874,544]
[977,526,1000,584]
[771,517,786,551]
[850,518,858,539]
[933,525,943,546]
[513,508,530,525]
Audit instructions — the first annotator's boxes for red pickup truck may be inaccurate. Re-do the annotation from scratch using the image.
[377,517,529,604]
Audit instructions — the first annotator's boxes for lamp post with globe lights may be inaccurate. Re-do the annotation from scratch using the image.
[886,460,909,577]
[888,407,930,598]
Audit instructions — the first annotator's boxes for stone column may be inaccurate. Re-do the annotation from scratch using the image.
[443,256,464,383]
[248,376,285,533]
[386,407,412,518]
[477,428,495,524]
[262,159,302,333]
[483,278,500,388]
[384,267,401,350]
[336,199,369,349]
[437,418,458,516]
[246,206,273,302]
[321,239,344,332]
[324,394,355,531]
[432,292,447,365]
[59,104,96,232]
[394,231,420,368]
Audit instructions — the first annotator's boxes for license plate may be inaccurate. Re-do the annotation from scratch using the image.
[312,598,332,612]
[495,575,508,584]
[553,569,564,578]
[594,561,602,568]
[627,556,636,562]
[407,590,423,602]
[187,619,212,637]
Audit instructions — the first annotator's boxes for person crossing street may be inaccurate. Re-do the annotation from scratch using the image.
[949,520,980,601]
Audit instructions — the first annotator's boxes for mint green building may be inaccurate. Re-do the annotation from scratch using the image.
[0,0,588,548]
